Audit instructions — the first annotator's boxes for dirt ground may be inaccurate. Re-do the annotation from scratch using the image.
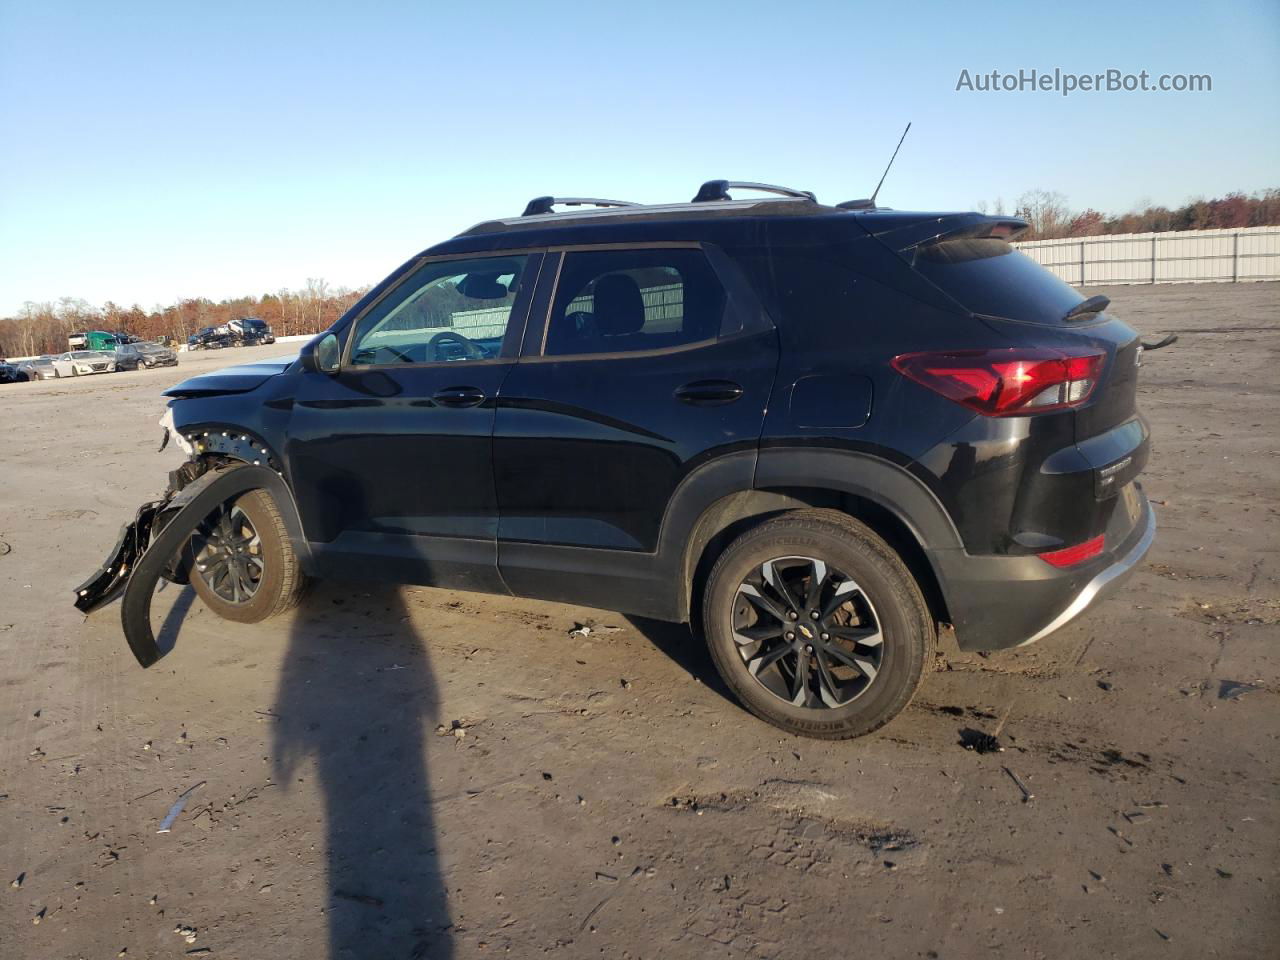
[2,284,1277,960]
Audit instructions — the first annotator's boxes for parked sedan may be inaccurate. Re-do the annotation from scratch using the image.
[17,356,60,380]
[115,342,178,371]
[51,351,116,376]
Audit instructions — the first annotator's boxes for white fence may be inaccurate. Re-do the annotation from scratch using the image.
[1014,225,1280,286]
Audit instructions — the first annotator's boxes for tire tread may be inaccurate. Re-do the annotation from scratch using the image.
[701,508,933,740]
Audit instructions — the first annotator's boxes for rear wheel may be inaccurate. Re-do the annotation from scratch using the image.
[186,489,308,622]
[702,509,933,739]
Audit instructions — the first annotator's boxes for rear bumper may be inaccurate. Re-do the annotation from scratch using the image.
[933,489,1155,651]
[1016,500,1155,646]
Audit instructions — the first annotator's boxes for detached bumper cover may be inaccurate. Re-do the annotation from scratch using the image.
[73,501,165,614]
[73,464,296,668]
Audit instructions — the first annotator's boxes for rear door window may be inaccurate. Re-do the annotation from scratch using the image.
[542,248,725,357]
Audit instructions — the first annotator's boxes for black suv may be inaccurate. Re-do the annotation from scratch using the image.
[78,182,1154,739]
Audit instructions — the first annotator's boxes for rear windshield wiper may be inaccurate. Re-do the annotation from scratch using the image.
[1063,295,1110,322]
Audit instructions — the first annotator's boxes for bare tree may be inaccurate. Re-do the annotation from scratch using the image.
[1015,190,1071,239]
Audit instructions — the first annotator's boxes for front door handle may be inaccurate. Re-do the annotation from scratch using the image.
[432,386,487,408]
[675,379,744,406]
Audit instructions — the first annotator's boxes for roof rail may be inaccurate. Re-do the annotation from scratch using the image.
[691,180,816,203]
[522,196,640,217]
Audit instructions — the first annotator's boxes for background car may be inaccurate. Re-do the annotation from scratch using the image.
[51,350,116,376]
[17,356,59,380]
[115,341,178,370]
[0,360,29,383]
[187,326,233,350]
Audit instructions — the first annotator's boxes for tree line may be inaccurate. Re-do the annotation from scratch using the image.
[982,187,1280,241]
[0,279,366,359]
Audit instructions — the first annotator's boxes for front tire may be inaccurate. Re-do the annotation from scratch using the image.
[702,509,933,740]
[186,489,308,623]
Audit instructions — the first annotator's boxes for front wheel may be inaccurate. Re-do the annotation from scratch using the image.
[702,509,933,740]
[186,489,308,622]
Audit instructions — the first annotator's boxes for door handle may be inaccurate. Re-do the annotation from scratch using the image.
[674,379,744,406]
[432,386,487,408]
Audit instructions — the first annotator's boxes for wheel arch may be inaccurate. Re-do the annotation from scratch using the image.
[169,436,312,575]
[678,448,958,630]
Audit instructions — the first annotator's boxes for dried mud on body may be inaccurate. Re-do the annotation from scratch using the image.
[2,285,1279,958]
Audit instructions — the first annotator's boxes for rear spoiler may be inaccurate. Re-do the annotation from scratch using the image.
[859,213,1032,255]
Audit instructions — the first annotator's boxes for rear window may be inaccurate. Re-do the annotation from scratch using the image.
[911,237,1085,325]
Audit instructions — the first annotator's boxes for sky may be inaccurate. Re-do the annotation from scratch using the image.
[1,0,1277,314]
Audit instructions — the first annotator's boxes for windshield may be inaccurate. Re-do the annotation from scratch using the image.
[138,343,166,353]
[71,351,99,359]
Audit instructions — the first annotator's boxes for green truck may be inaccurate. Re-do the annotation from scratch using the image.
[68,330,131,351]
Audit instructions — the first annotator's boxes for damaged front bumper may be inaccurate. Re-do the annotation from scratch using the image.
[73,462,289,668]
[73,499,169,616]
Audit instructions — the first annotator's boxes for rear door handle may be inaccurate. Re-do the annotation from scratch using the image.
[432,386,487,408]
[675,379,744,406]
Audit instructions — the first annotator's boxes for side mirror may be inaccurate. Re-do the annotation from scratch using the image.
[300,333,341,374]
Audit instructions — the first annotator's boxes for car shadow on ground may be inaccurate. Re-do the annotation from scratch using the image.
[270,582,453,959]
[623,615,737,705]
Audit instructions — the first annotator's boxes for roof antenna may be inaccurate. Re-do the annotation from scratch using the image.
[838,122,912,210]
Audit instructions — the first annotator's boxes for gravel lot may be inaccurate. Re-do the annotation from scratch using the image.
[2,285,1277,959]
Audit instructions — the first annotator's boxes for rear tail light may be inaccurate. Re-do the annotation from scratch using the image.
[891,348,1105,416]
[1038,535,1104,568]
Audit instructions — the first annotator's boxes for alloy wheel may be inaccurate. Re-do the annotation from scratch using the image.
[193,504,264,604]
[731,556,884,708]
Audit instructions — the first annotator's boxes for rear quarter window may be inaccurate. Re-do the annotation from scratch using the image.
[911,238,1084,325]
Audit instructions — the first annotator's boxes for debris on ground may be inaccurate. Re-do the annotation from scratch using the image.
[958,728,1003,754]
[11,872,24,888]
[569,623,593,638]
[1003,766,1034,801]
[1218,680,1260,701]
[173,924,198,944]
[435,719,471,739]
[157,781,206,834]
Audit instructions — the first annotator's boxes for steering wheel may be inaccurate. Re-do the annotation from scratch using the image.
[427,330,485,361]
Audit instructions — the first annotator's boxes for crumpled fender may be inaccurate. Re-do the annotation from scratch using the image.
[75,464,300,668]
